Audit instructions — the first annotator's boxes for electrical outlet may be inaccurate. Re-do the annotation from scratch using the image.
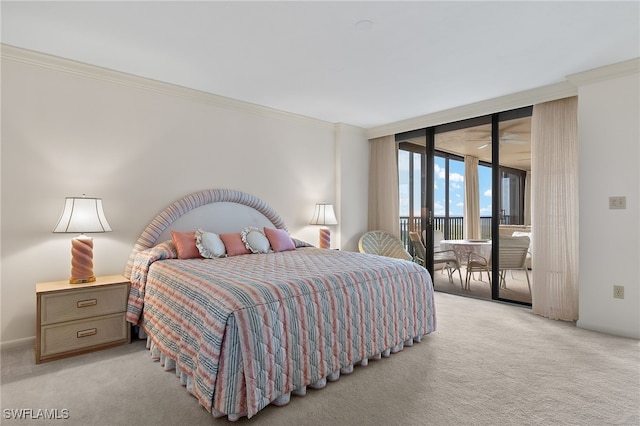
[613,285,624,299]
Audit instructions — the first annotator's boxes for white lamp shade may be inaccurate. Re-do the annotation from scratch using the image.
[309,203,338,226]
[53,197,112,233]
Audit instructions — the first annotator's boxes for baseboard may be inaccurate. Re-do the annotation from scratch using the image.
[1,336,35,351]
[576,320,640,340]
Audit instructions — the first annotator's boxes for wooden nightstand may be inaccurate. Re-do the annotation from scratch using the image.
[35,275,130,364]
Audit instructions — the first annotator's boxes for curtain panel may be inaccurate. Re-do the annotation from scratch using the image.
[525,171,532,226]
[463,155,481,240]
[368,135,400,238]
[531,96,579,321]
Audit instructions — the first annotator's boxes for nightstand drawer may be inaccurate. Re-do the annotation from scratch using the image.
[40,313,129,358]
[40,283,128,325]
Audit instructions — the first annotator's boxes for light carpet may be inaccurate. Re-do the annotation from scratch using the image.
[2,292,638,425]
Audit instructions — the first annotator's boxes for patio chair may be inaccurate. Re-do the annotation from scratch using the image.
[464,235,531,294]
[465,251,492,290]
[498,235,531,294]
[511,231,532,269]
[358,230,412,261]
[410,231,462,286]
[409,231,427,266]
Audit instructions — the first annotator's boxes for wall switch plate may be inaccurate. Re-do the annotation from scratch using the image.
[609,196,626,209]
[613,285,624,299]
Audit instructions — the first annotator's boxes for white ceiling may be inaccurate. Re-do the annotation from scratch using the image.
[2,1,639,129]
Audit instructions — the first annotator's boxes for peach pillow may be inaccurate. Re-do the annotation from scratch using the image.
[170,231,201,259]
[264,227,296,252]
[220,233,251,256]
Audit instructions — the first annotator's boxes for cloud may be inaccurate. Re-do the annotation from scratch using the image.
[434,163,441,176]
[480,204,492,215]
[450,172,464,183]
[484,189,492,197]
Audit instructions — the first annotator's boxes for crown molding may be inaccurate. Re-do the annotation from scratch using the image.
[0,44,335,130]
[566,57,639,86]
[5,44,635,136]
[367,81,577,139]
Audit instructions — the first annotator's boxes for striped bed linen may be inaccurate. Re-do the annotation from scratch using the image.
[126,243,436,419]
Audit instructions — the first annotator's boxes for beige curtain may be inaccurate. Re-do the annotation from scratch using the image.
[531,97,579,321]
[368,135,400,238]
[525,171,532,226]
[463,155,480,239]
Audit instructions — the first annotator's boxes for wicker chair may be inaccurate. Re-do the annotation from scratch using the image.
[358,230,412,261]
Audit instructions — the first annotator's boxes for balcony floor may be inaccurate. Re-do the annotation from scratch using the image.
[431,265,532,305]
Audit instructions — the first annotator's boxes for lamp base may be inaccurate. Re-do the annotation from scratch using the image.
[319,228,331,249]
[70,235,95,284]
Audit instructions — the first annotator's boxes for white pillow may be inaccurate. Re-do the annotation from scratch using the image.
[195,229,226,258]
[241,227,270,254]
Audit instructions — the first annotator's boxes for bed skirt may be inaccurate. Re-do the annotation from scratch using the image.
[145,334,424,421]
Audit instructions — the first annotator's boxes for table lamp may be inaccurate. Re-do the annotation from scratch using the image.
[53,195,112,283]
[309,202,338,249]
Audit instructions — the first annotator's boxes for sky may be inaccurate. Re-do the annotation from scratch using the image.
[398,151,493,218]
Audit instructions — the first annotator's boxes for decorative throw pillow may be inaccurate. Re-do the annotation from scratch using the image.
[219,233,251,256]
[195,229,226,258]
[292,238,314,248]
[264,227,296,252]
[170,231,201,259]
[241,227,271,254]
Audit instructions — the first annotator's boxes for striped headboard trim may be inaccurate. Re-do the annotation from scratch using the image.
[123,188,287,278]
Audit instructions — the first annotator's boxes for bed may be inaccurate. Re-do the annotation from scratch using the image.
[124,189,436,421]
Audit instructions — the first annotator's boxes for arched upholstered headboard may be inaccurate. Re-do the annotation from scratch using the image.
[124,188,287,279]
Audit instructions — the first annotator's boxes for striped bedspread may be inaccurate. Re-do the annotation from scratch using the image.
[126,243,436,418]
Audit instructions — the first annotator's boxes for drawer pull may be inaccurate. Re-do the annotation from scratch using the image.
[77,328,97,338]
[77,299,97,308]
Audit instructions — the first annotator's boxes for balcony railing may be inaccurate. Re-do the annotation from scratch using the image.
[400,216,493,252]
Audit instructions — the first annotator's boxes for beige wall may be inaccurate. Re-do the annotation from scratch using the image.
[336,123,370,251]
[0,48,369,345]
[576,71,640,339]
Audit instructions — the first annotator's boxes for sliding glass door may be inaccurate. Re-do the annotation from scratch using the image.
[433,118,495,300]
[496,116,532,304]
[397,107,532,306]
